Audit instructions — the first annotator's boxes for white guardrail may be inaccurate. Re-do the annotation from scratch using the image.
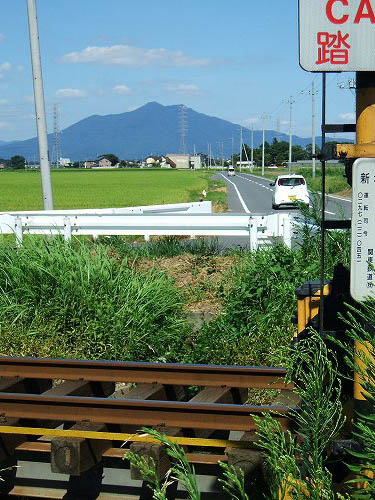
[0,203,292,250]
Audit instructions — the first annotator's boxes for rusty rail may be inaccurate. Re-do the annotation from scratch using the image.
[0,392,290,431]
[0,356,291,389]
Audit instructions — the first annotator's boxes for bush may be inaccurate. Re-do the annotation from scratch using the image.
[185,201,351,367]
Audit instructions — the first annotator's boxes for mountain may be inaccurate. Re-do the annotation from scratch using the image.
[0,102,352,161]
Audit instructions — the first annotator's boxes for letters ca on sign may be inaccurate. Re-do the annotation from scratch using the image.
[300,0,375,71]
[326,0,375,25]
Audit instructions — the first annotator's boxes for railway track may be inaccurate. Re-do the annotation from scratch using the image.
[0,357,297,498]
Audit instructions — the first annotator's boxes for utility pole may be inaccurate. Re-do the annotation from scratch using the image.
[287,96,295,175]
[251,126,254,170]
[239,127,243,172]
[27,0,53,209]
[312,81,317,178]
[261,113,268,176]
[231,136,234,167]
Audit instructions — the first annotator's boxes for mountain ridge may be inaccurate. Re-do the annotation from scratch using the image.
[0,102,352,161]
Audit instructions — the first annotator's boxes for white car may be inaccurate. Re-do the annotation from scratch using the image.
[270,174,309,209]
[227,166,235,176]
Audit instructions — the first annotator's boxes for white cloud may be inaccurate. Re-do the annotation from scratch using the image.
[0,99,8,105]
[241,117,259,127]
[17,65,25,72]
[0,121,13,130]
[0,34,5,41]
[163,83,201,96]
[56,88,86,99]
[0,62,11,72]
[339,112,355,121]
[0,62,11,80]
[61,45,213,67]
[113,84,131,95]
[24,95,34,103]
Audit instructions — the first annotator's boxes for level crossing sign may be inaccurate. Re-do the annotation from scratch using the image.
[299,0,375,72]
[351,158,375,301]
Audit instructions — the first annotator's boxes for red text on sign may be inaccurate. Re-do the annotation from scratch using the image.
[354,0,375,23]
[316,31,350,65]
[326,0,349,24]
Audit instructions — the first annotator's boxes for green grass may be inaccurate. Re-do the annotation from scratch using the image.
[0,191,351,366]
[0,169,212,211]
[0,237,191,361]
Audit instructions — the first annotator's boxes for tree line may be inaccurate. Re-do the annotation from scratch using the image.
[233,138,320,166]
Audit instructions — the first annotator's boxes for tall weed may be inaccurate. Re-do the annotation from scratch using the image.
[0,237,190,361]
[255,333,345,499]
[125,428,250,499]
[334,301,375,496]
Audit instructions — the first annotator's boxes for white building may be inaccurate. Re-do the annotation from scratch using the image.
[236,161,255,169]
[59,157,72,167]
[166,154,191,169]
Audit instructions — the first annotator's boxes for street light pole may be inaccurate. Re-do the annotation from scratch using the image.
[27,0,53,209]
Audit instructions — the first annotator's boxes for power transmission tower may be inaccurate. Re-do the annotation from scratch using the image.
[178,105,188,154]
[52,102,61,168]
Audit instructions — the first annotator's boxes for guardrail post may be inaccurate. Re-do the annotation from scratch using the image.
[249,218,258,251]
[283,215,292,248]
[15,216,23,246]
[63,216,72,242]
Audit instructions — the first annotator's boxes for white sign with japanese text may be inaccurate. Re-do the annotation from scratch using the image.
[299,0,375,72]
[351,158,375,301]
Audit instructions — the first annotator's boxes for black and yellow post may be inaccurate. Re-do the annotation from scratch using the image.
[295,281,331,338]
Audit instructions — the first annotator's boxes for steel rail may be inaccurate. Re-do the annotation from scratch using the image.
[0,393,291,431]
[0,357,291,389]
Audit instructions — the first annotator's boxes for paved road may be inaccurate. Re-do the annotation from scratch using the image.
[218,171,352,220]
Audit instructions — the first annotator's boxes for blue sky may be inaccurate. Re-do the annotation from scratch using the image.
[0,0,356,142]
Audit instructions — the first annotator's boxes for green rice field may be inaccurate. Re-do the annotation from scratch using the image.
[0,169,212,211]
